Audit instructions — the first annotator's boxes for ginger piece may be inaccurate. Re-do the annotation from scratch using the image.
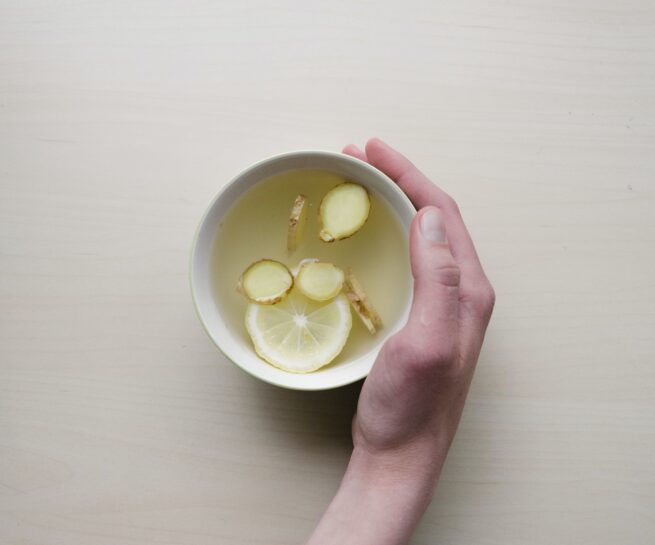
[343,268,382,334]
[291,257,319,277]
[296,262,345,302]
[319,183,370,242]
[237,259,293,305]
[287,194,308,252]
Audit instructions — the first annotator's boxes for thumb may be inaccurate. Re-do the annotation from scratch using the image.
[405,206,460,362]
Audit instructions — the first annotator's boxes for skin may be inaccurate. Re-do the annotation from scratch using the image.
[305,138,495,545]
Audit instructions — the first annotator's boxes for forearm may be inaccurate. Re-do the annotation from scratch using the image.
[305,446,442,545]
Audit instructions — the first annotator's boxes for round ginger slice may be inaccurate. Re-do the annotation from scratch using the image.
[237,259,293,305]
[287,194,308,252]
[343,268,383,334]
[319,183,370,242]
[291,257,319,277]
[296,262,345,302]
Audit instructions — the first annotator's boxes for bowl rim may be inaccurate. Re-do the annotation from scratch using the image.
[189,149,415,390]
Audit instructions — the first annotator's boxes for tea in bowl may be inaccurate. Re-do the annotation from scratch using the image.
[190,151,415,390]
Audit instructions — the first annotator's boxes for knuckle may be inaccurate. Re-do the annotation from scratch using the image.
[442,194,460,215]
[418,343,457,369]
[384,331,459,379]
[471,281,496,319]
[483,283,496,311]
[382,334,414,365]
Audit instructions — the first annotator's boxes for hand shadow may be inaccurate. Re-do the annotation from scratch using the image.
[243,374,363,462]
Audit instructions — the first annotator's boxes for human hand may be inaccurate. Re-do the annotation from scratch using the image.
[347,138,495,479]
[306,138,494,545]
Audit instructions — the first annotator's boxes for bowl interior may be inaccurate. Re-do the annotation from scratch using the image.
[191,151,415,390]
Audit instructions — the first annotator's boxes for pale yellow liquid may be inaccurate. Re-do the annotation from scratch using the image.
[211,169,411,368]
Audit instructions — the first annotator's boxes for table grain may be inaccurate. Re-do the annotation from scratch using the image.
[1,1,654,543]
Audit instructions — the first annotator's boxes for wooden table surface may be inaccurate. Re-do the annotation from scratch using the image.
[1,1,654,543]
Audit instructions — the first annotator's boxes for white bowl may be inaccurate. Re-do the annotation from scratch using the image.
[190,151,415,390]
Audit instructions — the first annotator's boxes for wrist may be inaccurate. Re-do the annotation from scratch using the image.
[305,445,445,545]
[346,444,442,508]
[305,446,440,545]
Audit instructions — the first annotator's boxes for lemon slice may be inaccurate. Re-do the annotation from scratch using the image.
[245,289,352,373]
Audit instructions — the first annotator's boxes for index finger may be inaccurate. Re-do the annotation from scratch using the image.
[364,138,488,286]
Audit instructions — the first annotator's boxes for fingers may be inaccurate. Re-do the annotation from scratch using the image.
[364,138,487,287]
[400,207,460,369]
[364,138,437,208]
[342,144,368,162]
[359,138,495,367]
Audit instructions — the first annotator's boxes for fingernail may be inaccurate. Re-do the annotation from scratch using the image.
[420,207,446,243]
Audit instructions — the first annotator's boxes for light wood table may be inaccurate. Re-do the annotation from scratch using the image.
[1,2,653,543]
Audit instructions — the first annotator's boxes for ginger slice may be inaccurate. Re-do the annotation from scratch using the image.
[291,257,319,277]
[343,268,382,334]
[296,261,345,302]
[319,183,370,242]
[237,259,293,305]
[287,194,308,252]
